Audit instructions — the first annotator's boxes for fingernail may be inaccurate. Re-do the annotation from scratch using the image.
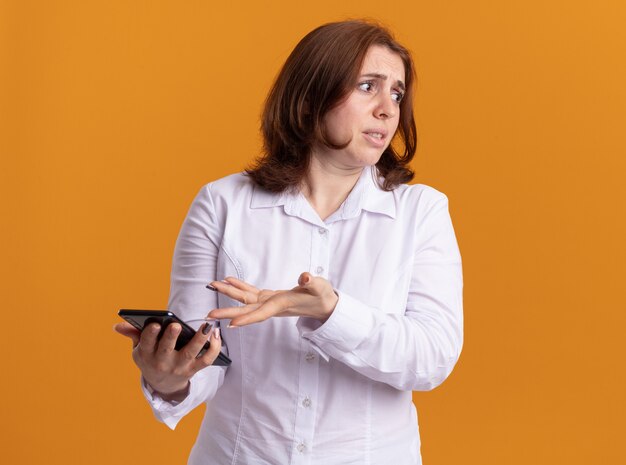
[206,284,217,291]
[202,322,212,335]
[213,328,221,340]
[227,324,238,329]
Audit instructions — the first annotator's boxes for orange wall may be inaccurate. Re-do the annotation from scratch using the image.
[1,1,625,464]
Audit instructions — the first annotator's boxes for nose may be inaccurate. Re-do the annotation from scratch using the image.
[374,95,396,120]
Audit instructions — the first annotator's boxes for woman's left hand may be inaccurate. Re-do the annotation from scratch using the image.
[207,272,338,327]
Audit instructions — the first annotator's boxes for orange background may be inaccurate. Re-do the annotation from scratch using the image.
[1,1,625,464]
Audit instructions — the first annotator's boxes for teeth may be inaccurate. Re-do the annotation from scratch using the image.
[368,132,383,139]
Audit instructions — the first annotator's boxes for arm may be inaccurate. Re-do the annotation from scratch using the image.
[297,193,463,391]
[118,184,229,429]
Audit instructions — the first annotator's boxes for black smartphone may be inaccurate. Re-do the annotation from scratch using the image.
[118,309,231,366]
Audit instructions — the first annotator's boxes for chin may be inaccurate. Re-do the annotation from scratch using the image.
[359,152,385,167]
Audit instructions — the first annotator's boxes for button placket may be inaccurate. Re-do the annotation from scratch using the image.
[290,226,329,464]
[312,224,330,279]
[292,339,319,464]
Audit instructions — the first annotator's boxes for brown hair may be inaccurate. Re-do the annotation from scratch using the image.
[246,20,417,192]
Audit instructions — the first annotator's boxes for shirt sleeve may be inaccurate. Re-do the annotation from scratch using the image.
[141,184,228,429]
[296,192,463,392]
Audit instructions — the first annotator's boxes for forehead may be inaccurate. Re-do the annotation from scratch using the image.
[359,45,406,82]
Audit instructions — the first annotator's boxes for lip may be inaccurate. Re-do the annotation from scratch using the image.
[362,129,388,148]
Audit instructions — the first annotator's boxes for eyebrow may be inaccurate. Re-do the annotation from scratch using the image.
[360,73,406,91]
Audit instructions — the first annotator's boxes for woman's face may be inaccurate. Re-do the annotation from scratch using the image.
[313,45,406,170]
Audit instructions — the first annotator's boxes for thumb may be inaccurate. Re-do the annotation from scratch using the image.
[298,272,313,287]
[113,322,141,348]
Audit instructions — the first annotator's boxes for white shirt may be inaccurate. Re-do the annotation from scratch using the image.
[141,165,463,465]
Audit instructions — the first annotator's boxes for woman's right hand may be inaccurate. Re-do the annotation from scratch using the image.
[114,321,222,401]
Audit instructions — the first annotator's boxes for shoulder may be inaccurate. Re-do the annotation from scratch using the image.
[201,172,254,198]
[392,184,459,254]
[392,182,450,214]
[181,173,256,219]
[190,172,257,207]
[194,172,283,217]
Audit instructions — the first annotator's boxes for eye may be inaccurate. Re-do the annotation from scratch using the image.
[358,81,374,92]
[392,90,405,103]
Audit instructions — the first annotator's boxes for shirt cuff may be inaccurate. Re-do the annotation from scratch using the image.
[142,377,187,407]
[140,371,206,429]
[296,290,376,356]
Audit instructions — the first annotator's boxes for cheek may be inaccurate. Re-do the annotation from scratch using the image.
[324,111,353,143]
[391,117,401,136]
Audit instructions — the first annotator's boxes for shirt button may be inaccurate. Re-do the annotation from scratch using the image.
[316,266,324,274]
[305,352,315,362]
[318,228,326,235]
[302,396,312,408]
[297,442,306,453]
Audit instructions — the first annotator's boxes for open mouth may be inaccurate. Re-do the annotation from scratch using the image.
[363,131,387,146]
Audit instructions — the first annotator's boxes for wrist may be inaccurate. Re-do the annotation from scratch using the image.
[145,378,190,403]
[320,290,339,322]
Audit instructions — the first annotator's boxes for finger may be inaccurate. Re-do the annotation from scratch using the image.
[195,327,223,369]
[298,272,313,287]
[210,280,258,305]
[230,294,295,327]
[294,276,338,317]
[136,322,161,354]
[223,277,260,294]
[208,303,261,320]
[113,322,141,348]
[179,322,214,362]
[224,279,286,305]
[155,322,182,356]
[296,274,331,297]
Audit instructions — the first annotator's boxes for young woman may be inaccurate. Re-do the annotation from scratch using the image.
[115,19,463,465]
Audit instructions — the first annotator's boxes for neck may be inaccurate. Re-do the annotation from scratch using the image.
[301,155,365,221]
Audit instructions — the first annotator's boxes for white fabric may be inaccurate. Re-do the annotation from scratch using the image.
[141,165,463,465]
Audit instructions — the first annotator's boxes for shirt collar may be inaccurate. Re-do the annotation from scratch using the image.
[250,165,397,222]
